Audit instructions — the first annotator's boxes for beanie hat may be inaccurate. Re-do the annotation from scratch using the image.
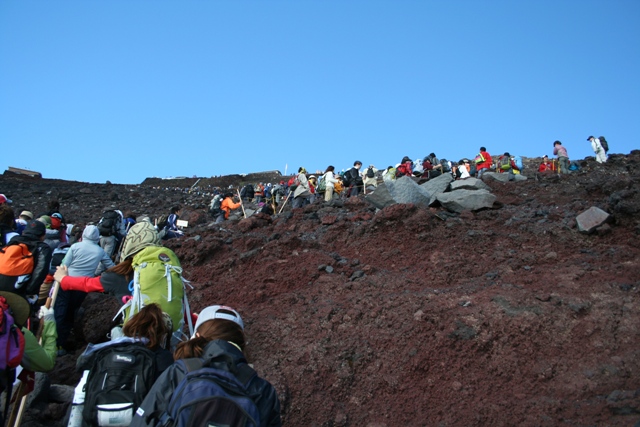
[23,219,46,238]
[120,221,160,261]
[82,225,100,243]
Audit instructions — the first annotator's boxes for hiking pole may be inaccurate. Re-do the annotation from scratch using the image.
[8,281,61,427]
[236,189,247,218]
[278,193,290,214]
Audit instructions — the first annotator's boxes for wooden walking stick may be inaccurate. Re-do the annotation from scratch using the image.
[278,193,290,214]
[237,189,247,218]
[8,281,61,427]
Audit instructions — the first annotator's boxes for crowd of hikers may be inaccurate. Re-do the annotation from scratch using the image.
[0,196,281,427]
[0,135,610,426]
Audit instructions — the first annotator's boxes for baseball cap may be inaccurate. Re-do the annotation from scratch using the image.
[20,211,34,220]
[587,136,594,140]
[192,305,244,338]
[0,194,12,204]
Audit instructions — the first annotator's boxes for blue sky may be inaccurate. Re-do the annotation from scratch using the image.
[1,1,638,184]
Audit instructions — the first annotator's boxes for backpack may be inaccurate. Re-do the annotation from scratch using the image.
[118,246,192,340]
[0,297,26,426]
[49,243,71,274]
[366,167,375,178]
[440,159,451,173]
[82,342,158,427]
[153,356,260,427]
[209,194,223,216]
[98,210,119,237]
[287,176,298,192]
[0,241,37,292]
[599,136,609,153]
[317,176,326,193]
[341,171,351,187]
[500,156,512,170]
[156,214,169,230]
[474,153,485,164]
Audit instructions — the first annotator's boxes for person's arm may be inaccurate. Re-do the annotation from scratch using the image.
[54,267,106,293]
[20,320,57,372]
[101,251,115,270]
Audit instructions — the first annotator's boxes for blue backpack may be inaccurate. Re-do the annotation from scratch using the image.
[156,355,261,427]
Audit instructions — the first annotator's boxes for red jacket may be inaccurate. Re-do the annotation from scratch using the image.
[477,151,492,170]
[396,161,413,177]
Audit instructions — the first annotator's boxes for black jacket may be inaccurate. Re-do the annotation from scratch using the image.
[130,339,281,427]
[0,235,52,297]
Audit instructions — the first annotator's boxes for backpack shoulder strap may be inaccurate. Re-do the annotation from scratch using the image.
[180,357,204,373]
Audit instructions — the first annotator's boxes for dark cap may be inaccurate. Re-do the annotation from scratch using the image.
[23,219,46,238]
[587,136,594,140]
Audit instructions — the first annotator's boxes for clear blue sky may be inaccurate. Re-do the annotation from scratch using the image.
[1,1,638,184]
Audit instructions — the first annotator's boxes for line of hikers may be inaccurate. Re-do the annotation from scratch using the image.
[202,139,610,219]
[0,196,281,427]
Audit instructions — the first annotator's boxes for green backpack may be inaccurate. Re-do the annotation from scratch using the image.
[317,176,327,192]
[120,246,193,340]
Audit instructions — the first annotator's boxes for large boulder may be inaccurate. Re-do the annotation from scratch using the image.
[482,172,527,182]
[576,206,611,234]
[449,178,491,192]
[365,182,396,210]
[387,176,431,205]
[436,189,496,213]
[420,174,454,205]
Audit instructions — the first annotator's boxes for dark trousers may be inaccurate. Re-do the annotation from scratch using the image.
[54,288,87,347]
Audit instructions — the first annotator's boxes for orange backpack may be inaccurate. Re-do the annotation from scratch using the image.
[0,243,35,277]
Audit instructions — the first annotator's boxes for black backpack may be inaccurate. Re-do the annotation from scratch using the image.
[98,210,119,237]
[366,167,375,178]
[82,342,158,427]
[599,136,609,153]
[440,159,451,173]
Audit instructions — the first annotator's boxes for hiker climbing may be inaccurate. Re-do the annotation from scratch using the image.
[130,305,282,427]
[53,224,114,356]
[587,135,608,163]
[553,141,570,174]
[53,221,191,343]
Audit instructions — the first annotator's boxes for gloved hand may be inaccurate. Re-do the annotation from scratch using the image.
[39,305,55,322]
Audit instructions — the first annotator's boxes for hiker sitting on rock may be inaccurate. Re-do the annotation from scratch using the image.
[475,147,493,179]
[162,205,184,240]
[538,155,554,172]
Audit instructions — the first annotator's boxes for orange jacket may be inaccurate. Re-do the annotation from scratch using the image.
[221,197,241,219]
